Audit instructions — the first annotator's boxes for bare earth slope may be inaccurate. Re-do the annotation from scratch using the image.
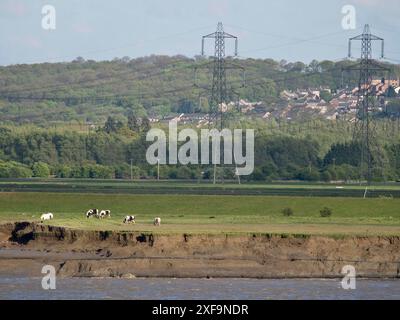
[0,222,399,279]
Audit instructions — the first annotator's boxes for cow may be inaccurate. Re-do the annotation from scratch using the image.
[153,217,161,226]
[86,209,98,219]
[41,213,54,222]
[123,216,135,224]
[99,210,111,219]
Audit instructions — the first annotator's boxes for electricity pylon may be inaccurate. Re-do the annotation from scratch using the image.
[201,22,241,129]
[346,24,388,185]
[198,22,244,184]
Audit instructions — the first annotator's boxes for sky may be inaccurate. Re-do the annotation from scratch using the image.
[0,0,399,66]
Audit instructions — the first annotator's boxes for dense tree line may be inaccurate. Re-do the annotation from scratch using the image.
[0,123,399,182]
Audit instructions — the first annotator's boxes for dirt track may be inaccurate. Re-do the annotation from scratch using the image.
[0,222,399,279]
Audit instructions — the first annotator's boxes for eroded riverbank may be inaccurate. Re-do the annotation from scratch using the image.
[0,222,399,279]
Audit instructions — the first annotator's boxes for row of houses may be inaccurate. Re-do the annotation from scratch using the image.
[147,78,400,126]
[267,78,400,122]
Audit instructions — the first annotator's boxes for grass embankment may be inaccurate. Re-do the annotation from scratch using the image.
[0,192,399,237]
[1,179,400,197]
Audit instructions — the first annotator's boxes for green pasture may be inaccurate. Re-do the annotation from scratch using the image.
[0,192,399,236]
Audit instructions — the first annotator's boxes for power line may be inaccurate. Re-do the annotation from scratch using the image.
[2,51,390,104]
[0,60,349,103]
[0,58,194,95]
[4,25,216,66]
[225,24,361,56]
[228,24,400,61]
[226,24,359,43]
[3,25,392,97]
[383,57,400,64]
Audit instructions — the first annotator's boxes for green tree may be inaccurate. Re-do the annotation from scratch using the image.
[104,116,123,134]
[32,162,50,177]
[320,90,333,102]
[141,117,151,133]
[127,112,140,132]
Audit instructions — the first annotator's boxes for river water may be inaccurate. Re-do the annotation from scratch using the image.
[0,277,399,300]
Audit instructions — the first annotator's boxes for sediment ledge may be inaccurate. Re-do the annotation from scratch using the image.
[0,222,399,279]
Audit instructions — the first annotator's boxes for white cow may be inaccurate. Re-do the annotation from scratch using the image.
[99,210,111,219]
[153,217,161,226]
[123,216,136,224]
[41,213,54,222]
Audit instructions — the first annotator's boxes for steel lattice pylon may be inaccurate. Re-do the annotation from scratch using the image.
[347,24,387,184]
[202,22,238,129]
[200,22,244,184]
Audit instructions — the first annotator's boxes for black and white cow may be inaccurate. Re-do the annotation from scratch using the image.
[86,209,98,218]
[123,216,136,224]
[99,210,111,219]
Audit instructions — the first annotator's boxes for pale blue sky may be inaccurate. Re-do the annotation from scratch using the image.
[0,0,399,65]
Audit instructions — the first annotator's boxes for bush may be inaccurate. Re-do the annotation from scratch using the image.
[114,164,140,179]
[282,207,294,217]
[168,168,178,179]
[176,166,194,179]
[251,168,266,181]
[296,168,320,181]
[88,164,114,179]
[32,162,50,177]
[320,207,333,217]
[0,161,32,178]
[320,171,332,182]
[54,165,72,178]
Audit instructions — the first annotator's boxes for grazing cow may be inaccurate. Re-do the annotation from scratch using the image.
[153,217,161,226]
[86,209,98,219]
[41,213,54,222]
[123,216,136,224]
[99,210,111,219]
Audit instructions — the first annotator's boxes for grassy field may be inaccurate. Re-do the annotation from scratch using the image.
[0,192,399,236]
[1,179,400,197]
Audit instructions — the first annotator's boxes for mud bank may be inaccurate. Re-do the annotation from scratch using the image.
[0,222,399,279]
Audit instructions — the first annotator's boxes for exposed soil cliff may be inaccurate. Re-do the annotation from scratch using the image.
[0,222,399,279]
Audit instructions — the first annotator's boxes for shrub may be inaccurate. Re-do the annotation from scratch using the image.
[320,207,333,217]
[296,168,320,181]
[9,166,32,178]
[282,207,294,217]
[32,162,50,178]
[176,166,194,179]
[114,164,140,179]
[54,165,72,178]
[88,164,114,179]
[168,168,178,179]
[0,161,32,178]
[321,171,332,182]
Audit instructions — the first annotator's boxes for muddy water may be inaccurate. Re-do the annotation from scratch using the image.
[0,277,399,300]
